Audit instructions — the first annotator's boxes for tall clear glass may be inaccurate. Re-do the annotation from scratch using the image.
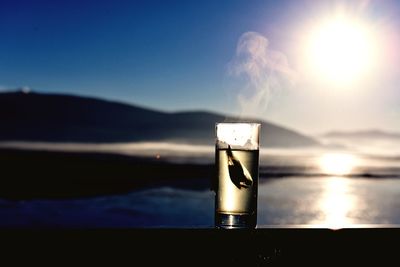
[214,122,261,229]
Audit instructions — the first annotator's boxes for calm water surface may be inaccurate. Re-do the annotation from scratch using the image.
[0,149,399,228]
[0,177,399,228]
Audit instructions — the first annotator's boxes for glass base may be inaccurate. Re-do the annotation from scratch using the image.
[215,213,256,229]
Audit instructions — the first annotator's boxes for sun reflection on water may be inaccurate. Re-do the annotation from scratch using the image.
[316,177,356,229]
[314,153,359,229]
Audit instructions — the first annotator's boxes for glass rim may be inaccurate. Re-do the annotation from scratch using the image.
[215,122,260,148]
[215,122,261,127]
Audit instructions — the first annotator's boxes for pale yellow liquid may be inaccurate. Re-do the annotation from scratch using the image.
[215,148,259,215]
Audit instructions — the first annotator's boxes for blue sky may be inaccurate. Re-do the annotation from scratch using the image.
[1,0,399,133]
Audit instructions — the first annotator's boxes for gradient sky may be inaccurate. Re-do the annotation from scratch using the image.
[1,0,399,134]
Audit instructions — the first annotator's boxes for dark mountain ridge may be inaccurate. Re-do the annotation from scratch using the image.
[0,90,319,147]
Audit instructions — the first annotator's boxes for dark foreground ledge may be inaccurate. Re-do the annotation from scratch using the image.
[1,227,399,266]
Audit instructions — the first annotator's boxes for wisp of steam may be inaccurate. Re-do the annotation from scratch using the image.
[228,31,296,118]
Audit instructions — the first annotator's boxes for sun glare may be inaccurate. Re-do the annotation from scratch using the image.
[318,177,355,229]
[304,15,378,85]
[319,153,357,176]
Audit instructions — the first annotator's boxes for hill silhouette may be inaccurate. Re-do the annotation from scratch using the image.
[0,90,319,147]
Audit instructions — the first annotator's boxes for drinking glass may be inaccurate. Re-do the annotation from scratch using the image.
[214,122,260,229]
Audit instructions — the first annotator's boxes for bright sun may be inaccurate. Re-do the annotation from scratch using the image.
[304,15,378,85]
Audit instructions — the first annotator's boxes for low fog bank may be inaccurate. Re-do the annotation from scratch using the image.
[1,140,398,165]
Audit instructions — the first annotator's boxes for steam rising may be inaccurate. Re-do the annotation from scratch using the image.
[228,32,296,117]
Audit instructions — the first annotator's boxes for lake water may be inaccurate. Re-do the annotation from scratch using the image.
[0,142,399,228]
[0,176,399,228]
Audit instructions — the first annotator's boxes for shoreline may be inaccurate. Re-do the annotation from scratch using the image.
[0,148,214,200]
[1,147,398,200]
